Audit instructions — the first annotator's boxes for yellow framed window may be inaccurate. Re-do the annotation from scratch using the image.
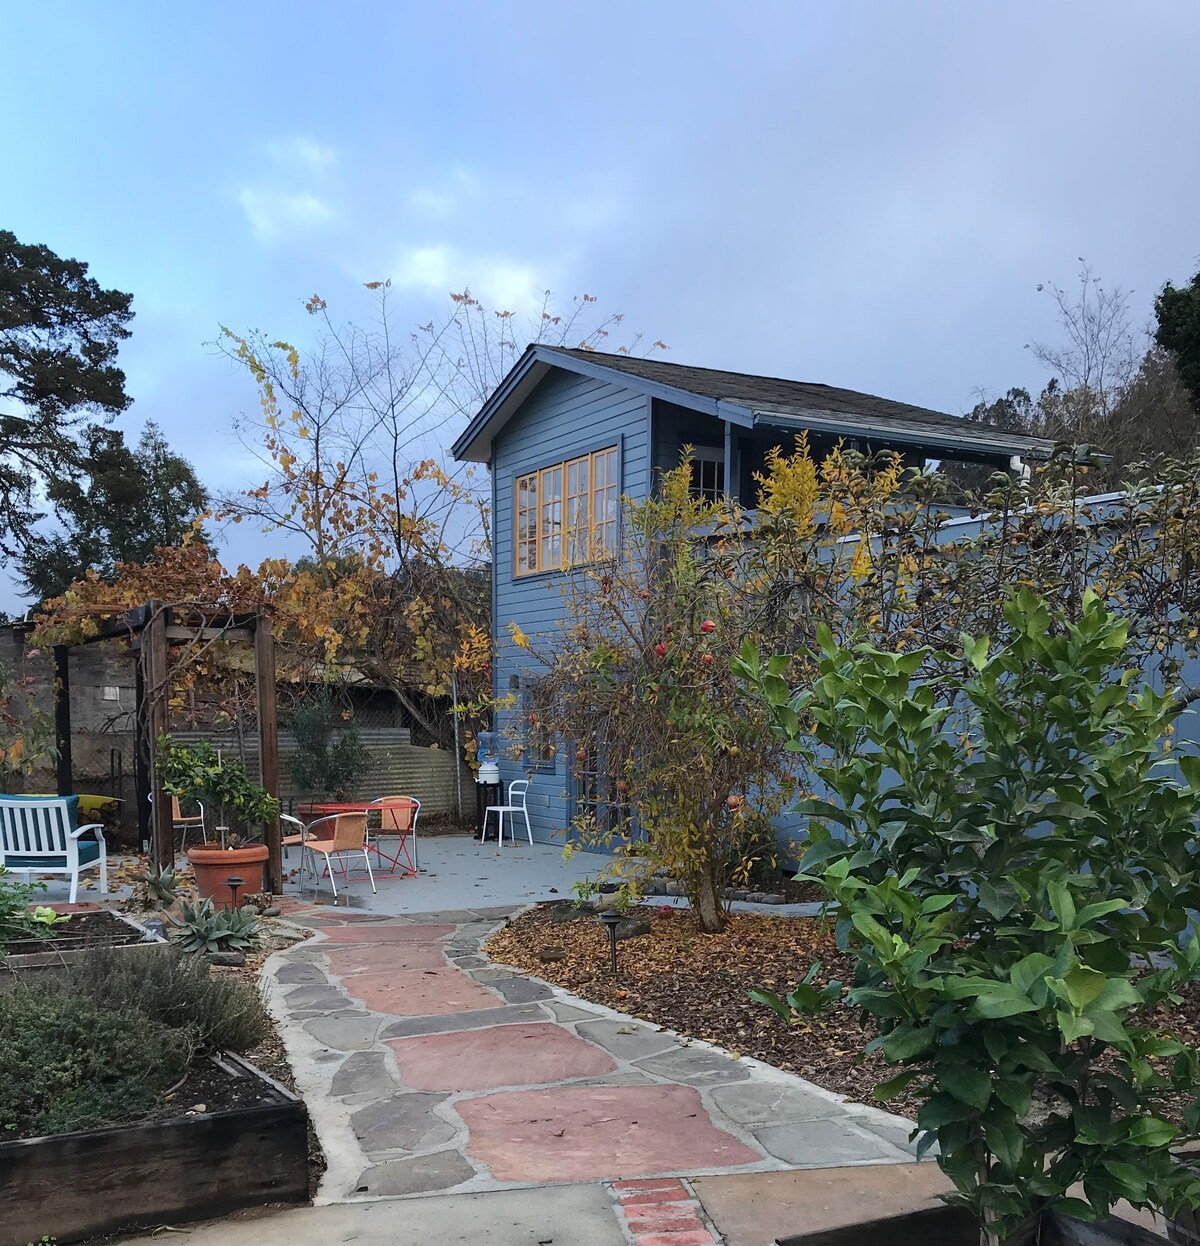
[591,447,618,558]
[565,454,591,565]
[514,446,618,576]
[539,464,563,570]
[515,472,538,574]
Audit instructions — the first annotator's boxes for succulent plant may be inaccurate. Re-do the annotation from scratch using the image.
[132,863,182,907]
[166,898,260,955]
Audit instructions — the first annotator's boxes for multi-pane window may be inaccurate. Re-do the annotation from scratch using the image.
[514,446,618,576]
[539,464,563,571]
[591,447,618,558]
[688,448,726,502]
[515,473,538,574]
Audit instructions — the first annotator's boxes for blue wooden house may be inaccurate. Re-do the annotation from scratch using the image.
[452,346,1055,845]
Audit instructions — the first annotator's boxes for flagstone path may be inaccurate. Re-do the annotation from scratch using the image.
[266,899,923,1226]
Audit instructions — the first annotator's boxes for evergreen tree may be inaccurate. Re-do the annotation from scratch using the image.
[0,229,134,555]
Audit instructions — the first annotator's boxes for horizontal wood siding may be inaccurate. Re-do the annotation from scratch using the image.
[493,370,650,844]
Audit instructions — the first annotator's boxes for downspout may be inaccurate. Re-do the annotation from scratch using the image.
[1009,454,1032,482]
[723,420,733,501]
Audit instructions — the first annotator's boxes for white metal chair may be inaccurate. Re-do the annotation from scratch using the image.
[280,813,307,865]
[300,812,375,900]
[0,795,108,904]
[483,779,533,846]
[370,795,421,871]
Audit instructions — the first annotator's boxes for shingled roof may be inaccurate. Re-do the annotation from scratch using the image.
[452,344,1058,464]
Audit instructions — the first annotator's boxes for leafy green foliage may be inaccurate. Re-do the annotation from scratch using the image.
[167,898,261,955]
[0,988,187,1137]
[286,688,369,799]
[56,945,269,1053]
[739,591,1200,1240]
[0,229,134,557]
[157,735,279,842]
[0,867,51,953]
[1156,267,1200,414]
[748,962,843,1022]
[19,421,208,601]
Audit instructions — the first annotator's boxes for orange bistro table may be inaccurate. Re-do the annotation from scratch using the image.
[295,801,418,877]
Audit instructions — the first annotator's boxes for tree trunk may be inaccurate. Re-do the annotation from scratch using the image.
[694,868,726,934]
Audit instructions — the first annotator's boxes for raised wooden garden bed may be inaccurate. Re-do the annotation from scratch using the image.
[1,910,158,989]
[0,1051,309,1246]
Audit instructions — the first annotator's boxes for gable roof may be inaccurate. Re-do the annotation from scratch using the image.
[451,344,1059,464]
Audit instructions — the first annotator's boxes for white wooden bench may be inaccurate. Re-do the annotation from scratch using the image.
[0,795,108,903]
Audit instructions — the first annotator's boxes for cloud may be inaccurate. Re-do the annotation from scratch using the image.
[238,188,333,242]
[406,168,480,219]
[267,136,336,170]
[391,243,538,309]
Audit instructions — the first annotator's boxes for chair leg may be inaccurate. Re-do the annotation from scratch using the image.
[363,849,376,894]
[99,849,108,895]
[69,870,78,905]
[523,808,533,844]
[325,853,338,900]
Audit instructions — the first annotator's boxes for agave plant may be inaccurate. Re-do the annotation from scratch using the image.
[166,898,260,955]
[132,863,182,907]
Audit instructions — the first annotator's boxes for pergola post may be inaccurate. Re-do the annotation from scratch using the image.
[52,645,73,797]
[145,603,173,868]
[255,609,282,893]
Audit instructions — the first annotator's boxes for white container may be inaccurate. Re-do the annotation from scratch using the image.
[477,762,500,784]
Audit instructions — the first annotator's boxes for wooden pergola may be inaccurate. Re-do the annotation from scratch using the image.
[49,600,284,892]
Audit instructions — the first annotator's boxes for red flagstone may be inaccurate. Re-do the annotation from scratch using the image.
[387,1022,616,1090]
[341,967,504,1015]
[458,1084,760,1183]
[325,942,446,975]
[317,923,455,945]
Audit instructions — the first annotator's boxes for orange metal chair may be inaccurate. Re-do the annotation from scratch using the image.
[300,812,375,900]
[371,796,421,873]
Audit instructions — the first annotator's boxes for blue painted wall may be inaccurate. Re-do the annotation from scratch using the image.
[491,368,651,844]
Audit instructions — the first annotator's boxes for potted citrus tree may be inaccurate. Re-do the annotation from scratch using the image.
[157,736,280,905]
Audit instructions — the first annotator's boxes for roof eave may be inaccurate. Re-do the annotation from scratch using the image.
[451,345,756,464]
[752,409,1058,462]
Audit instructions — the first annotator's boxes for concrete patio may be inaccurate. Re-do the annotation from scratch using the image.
[26,832,612,911]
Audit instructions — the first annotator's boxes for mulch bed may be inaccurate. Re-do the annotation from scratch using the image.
[487,905,1200,1126]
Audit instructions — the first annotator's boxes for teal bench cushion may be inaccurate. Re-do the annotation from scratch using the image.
[3,840,101,870]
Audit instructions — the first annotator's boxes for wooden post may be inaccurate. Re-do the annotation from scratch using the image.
[52,646,73,797]
[145,603,173,868]
[134,656,150,853]
[255,610,282,893]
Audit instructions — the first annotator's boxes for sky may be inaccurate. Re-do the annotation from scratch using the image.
[2,1,1199,609]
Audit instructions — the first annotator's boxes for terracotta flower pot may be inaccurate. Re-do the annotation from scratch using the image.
[187,844,269,907]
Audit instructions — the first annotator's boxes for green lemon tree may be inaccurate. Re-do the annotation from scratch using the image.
[738,591,1200,1244]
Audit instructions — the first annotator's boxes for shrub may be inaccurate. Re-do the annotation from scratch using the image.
[57,945,269,1054]
[741,590,1200,1242]
[286,688,368,799]
[0,989,187,1137]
